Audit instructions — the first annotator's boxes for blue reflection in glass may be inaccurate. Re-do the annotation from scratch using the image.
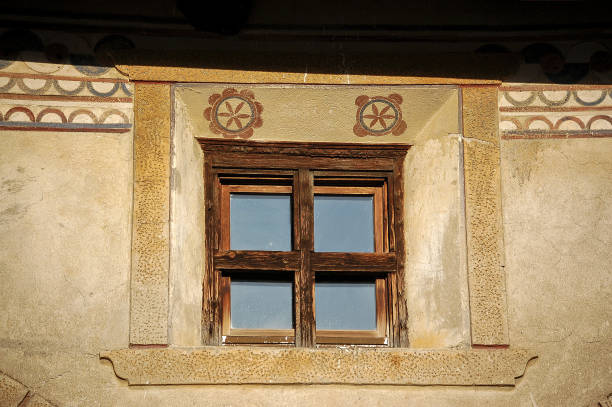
[315,281,376,330]
[231,280,293,329]
[314,195,374,252]
[230,194,291,251]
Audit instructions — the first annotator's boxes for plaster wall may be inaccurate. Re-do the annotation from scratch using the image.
[1,75,611,406]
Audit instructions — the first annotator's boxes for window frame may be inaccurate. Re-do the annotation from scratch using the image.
[201,140,410,348]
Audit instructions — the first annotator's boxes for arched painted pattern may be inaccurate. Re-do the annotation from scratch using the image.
[53,79,86,96]
[572,90,608,106]
[4,106,36,122]
[553,116,585,130]
[121,83,133,97]
[0,105,132,133]
[15,78,52,94]
[86,81,120,97]
[503,91,536,107]
[586,115,612,129]
[0,78,16,92]
[68,109,98,123]
[0,76,128,98]
[537,90,571,106]
[98,109,130,124]
[499,117,523,130]
[36,108,68,123]
[525,115,555,130]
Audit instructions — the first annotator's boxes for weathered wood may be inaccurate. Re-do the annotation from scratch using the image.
[210,152,396,171]
[311,252,396,272]
[202,144,409,347]
[199,139,411,158]
[202,157,221,345]
[376,278,389,340]
[386,173,396,252]
[393,156,409,347]
[223,335,295,345]
[315,334,387,345]
[312,170,392,181]
[296,169,315,347]
[220,276,231,336]
[214,251,300,271]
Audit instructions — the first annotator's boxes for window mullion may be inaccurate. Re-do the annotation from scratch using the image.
[295,168,315,347]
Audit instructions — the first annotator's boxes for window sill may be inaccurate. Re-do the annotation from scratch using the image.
[101,346,535,386]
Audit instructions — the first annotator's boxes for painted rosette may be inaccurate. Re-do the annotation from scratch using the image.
[204,88,263,139]
[353,94,407,137]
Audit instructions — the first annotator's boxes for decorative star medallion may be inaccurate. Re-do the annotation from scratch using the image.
[204,88,263,139]
[353,94,407,137]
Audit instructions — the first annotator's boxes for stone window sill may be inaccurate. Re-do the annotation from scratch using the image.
[101,347,534,386]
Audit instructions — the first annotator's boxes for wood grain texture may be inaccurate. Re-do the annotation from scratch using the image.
[202,158,221,345]
[311,252,396,272]
[214,251,300,271]
[392,157,409,347]
[296,169,315,347]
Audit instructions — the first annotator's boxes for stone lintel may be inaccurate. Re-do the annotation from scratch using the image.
[101,347,534,386]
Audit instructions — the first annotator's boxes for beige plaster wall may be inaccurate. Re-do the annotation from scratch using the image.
[168,92,205,346]
[1,86,610,406]
[0,131,134,405]
[404,92,471,348]
[500,138,612,406]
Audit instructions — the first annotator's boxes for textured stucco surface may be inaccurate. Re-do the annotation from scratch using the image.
[0,371,28,407]
[102,347,533,385]
[0,131,132,406]
[462,86,509,345]
[22,394,56,407]
[130,83,171,345]
[500,138,612,406]
[1,67,610,405]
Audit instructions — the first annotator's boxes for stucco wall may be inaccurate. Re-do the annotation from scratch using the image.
[1,30,611,406]
[500,138,612,406]
[2,93,610,407]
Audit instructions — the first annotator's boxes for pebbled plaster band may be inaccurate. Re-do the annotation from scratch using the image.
[129,83,171,345]
[462,86,509,345]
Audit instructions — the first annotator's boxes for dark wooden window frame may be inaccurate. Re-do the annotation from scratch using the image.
[200,139,410,348]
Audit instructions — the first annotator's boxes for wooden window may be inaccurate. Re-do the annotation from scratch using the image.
[201,140,409,347]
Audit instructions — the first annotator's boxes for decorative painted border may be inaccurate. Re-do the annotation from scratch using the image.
[0,73,132,99]
[499,86,612,140]
[0,105,132,133]
[102,347,535,386]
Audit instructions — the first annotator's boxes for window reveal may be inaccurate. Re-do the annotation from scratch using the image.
[201,141,409,347]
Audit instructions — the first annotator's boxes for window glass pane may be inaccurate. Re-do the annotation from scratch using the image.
[315,281,376,330]
[231,279,293,329]
[314,195,374,252]
[230,194,291,251]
